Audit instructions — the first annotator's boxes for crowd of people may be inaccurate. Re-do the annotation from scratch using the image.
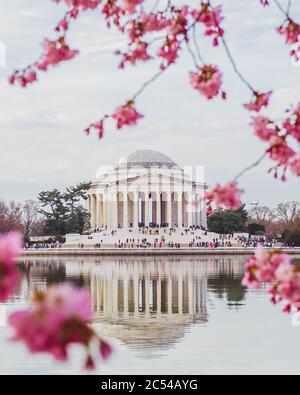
[236,235,274,248]
[24,226,286,250]
[24,242,63,249]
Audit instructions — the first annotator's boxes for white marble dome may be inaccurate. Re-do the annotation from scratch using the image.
[127,150,178,168]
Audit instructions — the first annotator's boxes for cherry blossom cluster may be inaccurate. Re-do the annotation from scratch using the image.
[242,247,300,313]
[260,0,300,61]
[252,103,300,179]
[9,284,113,370]
[84,100,143,138]
[205,181,244,211]
[0,232,22,302]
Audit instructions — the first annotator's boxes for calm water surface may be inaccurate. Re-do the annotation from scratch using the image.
[1,255,300,375]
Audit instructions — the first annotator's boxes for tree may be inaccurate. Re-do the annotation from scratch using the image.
[38,183,91,235]
[281,215,300,246]
[247,223,266,236]
[0,200,23,233]
[283,227,300,246]
[208,206,248,234]
[38,190,70,235]
[249,206,274,224]
[274,201,300,227]
[22,200,41,243]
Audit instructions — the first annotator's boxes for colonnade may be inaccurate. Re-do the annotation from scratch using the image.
[87,191,206,229]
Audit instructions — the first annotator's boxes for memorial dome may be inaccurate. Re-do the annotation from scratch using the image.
[127,150,178,168]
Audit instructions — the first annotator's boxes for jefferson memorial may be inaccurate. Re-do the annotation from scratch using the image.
[86,150,207,229]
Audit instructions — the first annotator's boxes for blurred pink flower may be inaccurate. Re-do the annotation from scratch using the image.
[0,232,22,302]
[205,181,243,210]
[9,284,113,369]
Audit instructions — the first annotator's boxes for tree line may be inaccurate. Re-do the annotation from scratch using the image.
[0,182,91,242]
[1,185,300,246]
[207,202,300,246]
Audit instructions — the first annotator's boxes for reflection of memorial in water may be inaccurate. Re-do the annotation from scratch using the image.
[17,256,247,353]
[66,257,210,353]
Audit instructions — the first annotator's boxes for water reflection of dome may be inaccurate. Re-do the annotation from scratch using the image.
[100,316,206,354]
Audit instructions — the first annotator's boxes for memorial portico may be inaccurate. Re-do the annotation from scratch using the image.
[86,150,207,229]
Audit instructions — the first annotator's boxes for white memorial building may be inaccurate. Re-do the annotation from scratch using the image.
[86,150,207,229]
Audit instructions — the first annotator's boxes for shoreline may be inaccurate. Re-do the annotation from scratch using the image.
[20,247,300,258]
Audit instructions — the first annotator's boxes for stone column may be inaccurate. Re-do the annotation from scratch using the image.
[178,270,183,314]
[134,275,139,318]
[156,192,161,227]
[177,192,183,228]
[91,194,96,229]
[124,278,129,319]
[144,192,149,227]
[187,193,193,227]
[168,278,173,314]
[111,193,118,228]
[201,193,208,229]
[123,193,128,229]
[166,192,172,227]
[157,276,161,316]
[133,193,139,229]
[97,195,102,228]
[102,195,107,228]
[188,278,193,315]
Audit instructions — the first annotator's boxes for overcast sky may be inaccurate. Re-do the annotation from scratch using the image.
[0,0,299,207]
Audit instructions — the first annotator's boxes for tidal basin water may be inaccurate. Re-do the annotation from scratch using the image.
[1,255,300,375]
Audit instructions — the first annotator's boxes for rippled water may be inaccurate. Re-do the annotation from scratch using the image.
[1,255,300,375]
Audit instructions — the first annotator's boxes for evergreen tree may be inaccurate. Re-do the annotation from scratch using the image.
[208,206,249,234]
[38,182,91,235]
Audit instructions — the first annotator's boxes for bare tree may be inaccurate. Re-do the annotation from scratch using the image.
[249,206,274,223]
[274,202,300,227]
[0,200,23,233]
[22,200,41,241]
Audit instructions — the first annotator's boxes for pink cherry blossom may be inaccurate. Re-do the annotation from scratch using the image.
[267,135,295,166]
[85,118,105,139]
[118,41,151,68]
[0,232,22,302]
[112,101,143,129]
[205,181,244,210]
[243,248,300,312]
[242,247,291,289]
[168,6,189,37]
[190,65,223,99]
[37,38,79,71]
[9,69,37,87]
[278,19,300,45]
[244,91,272,112]
[192,2,224,45]
[283,104,300,143]
[9,284,113,369]
[252,116,276,141]
[157,36,181,69]
[54,0,101,10]
[120,0,143,14]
